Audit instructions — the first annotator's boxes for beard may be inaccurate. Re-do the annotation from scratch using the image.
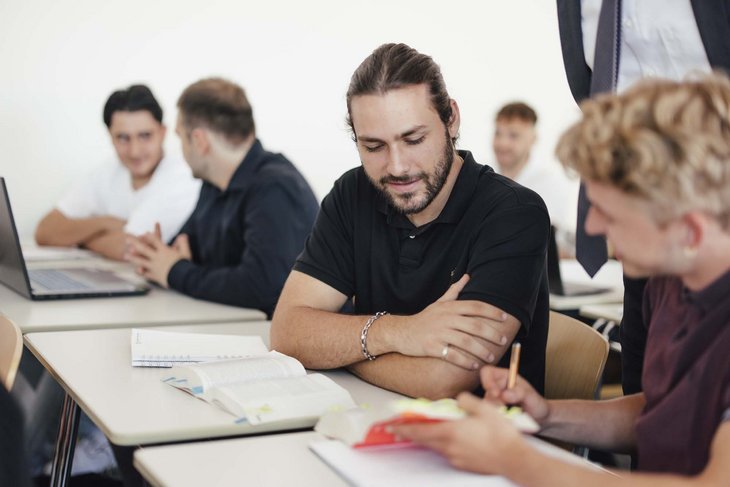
[373,130,455,216]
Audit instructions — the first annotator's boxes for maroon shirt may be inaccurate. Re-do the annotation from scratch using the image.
[636,272,730,474]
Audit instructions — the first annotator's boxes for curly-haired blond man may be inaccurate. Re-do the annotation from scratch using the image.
[395,74,730,484]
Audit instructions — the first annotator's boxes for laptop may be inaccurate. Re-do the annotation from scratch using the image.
[0,177,149,300]
[547,225,610,296]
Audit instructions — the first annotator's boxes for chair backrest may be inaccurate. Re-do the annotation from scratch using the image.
[0,315,23,391]
[545,311,609,400]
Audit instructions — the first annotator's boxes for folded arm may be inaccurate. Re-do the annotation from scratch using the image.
[271,271,520,399]
[82,230,129,261]
[35,209,125,248]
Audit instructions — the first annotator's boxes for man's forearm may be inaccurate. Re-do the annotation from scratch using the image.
[35,210,117,247]
[82,231,129,261]
[502,439,694,487]
[271,305,387,369]
[348,354,480,399]
[539,394,645,452]
[272,306,480,398]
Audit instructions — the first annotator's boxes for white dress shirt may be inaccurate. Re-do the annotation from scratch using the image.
[581,0,711,91]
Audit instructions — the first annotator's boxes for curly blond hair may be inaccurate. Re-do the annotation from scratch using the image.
[556,73,730,228]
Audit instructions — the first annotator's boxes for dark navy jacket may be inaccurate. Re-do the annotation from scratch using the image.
[168,139,319,318]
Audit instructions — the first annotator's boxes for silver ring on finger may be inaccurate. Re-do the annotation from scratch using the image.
[441,344,449,359]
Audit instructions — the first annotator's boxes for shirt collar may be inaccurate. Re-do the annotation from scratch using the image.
[682,268,730,313]
[226,139,265,191]
[375,149,484,229]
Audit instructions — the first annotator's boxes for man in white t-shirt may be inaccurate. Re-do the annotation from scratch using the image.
[34,84,200,260]
[492,102,578,255]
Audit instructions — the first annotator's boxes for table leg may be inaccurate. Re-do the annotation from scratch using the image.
[49,393,80,487]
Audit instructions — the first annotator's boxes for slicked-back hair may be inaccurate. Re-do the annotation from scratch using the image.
[496,102,538,125]
[103,84,163,128]
[346,43,456,142]
[177,78,255,145]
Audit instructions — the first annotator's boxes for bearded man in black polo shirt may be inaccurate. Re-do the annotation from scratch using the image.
[271,43,550,399]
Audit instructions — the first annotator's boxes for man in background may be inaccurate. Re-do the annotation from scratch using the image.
[35,84,200,260]
[127,78,319,318]
[492,102,578,255]
[21,84,201,483]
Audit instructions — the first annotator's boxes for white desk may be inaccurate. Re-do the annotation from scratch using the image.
[0,284,264,333]
[550,260,624,310]
[135,432,346,487]
[26,323,405,486]
[1,258,265,332]
[0,257,266,333]
[134,431,612,487]
[24,324,405,446]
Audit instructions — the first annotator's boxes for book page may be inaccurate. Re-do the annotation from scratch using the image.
[164,351,306,395]
[210,374,355,424]
[131,329,268,367]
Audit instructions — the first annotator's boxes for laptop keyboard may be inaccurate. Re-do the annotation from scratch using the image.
[29,269,93,291]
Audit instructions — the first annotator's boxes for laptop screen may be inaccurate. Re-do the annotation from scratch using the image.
[0,178,33,298]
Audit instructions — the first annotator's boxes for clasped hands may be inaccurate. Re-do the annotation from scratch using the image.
[124,223,192,288]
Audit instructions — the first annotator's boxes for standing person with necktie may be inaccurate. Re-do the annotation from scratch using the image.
[556,0,730,396]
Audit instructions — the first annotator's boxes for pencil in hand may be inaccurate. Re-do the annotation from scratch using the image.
[507,342,521,389]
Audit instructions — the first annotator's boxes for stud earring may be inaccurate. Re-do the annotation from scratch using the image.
[683,245,698,259]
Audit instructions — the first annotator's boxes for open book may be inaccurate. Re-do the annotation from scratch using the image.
[315,398,539,447]
[131,328,268,367]
[163,351,356,425]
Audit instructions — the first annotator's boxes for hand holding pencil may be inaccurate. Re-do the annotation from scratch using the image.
[479,347,551,428]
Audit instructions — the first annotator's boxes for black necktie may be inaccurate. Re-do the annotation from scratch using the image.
[576,0,621,277]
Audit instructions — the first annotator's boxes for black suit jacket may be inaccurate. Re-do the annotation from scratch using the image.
[557,0,730,103]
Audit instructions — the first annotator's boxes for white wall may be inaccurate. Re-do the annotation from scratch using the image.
[0,0,580,238]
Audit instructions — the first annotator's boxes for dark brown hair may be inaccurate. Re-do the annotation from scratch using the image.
[103,84,163,128]
[177,78,255,144]
[346,43,456,141]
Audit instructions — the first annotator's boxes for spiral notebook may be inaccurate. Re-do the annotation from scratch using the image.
[131,328,268,367]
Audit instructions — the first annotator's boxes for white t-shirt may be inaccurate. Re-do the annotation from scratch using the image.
[56,155,201,242]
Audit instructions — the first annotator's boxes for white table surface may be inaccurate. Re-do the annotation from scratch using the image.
[549,260,624,310]
[133,431,612,487]
[135,432,345,487]
[1,258,265,332]
[23,323,405,446]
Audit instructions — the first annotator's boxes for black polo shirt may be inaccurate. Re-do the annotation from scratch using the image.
[294,150,550,392]
[168,139,319,318]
